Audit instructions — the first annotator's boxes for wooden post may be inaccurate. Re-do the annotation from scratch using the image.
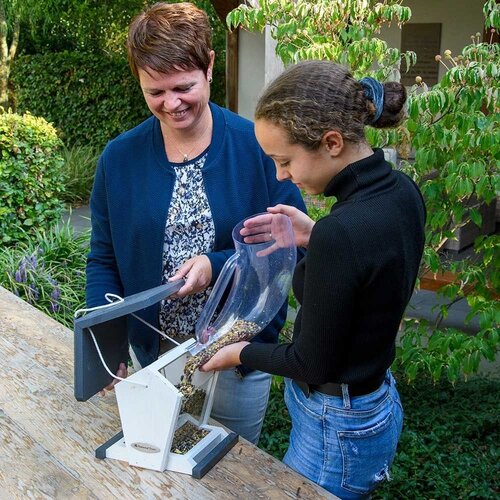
[226,29,239,112]
[210,0,243,113]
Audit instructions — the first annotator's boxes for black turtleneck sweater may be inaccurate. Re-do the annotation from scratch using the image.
[240,149,426,386]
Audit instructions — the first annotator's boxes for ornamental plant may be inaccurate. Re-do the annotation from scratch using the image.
[0,110,66,244]
[391,31,499,382]
[228,0,415,80]
[11,1,226,149]
[0,219,89,328]
[228,0,499,382]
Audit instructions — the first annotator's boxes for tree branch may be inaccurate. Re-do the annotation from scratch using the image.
[0,1,8,63]
[8,16,19,63]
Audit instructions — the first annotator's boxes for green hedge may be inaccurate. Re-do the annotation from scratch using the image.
[11,52,151,150]
[11,47,226,151]
[0,111,66,244]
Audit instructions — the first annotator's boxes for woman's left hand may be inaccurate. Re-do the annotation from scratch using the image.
[169,255,212,297]
[200,342,250,371]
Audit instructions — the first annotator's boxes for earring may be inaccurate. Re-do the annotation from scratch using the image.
[208,76,213,84]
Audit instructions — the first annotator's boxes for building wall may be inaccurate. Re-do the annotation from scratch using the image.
[238,28,284,120]
[238,30,265,120]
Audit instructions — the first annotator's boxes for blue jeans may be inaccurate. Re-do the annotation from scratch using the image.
[211,368,272,445]
[283,372,403,499]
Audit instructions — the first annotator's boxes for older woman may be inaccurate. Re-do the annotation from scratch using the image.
[86,2,306,445]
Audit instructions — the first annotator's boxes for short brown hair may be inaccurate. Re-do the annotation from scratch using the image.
[127,2,213,79]
[255,60,406,149]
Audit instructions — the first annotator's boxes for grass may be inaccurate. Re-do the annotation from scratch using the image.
[258,373,499,499]
[0,220,89,328]
[60,144,99,205]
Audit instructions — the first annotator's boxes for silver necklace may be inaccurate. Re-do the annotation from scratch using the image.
[174,143,198,163]
[172,127,211,163]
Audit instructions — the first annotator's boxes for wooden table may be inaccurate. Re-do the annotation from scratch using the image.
[0,286,334,499]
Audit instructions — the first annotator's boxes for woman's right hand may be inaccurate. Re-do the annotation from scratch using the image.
[168,255,212,297]
[267,205,314,248]
[241,205,314,249]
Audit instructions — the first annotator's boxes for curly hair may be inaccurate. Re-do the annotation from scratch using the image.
[255,60,406,150]
[127,2,213,79]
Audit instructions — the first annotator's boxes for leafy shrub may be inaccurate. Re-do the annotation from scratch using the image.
[385,36,500,383]
[60,144,99,205]
[17,0,226,108]
[374,374,499,499]
[0,110,66,244]
[258,376,291,460]
[11,51,150,150]
[0,220,89,328]
[18,1,145,55]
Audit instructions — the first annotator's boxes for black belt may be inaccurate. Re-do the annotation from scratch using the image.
[295,375,385,398]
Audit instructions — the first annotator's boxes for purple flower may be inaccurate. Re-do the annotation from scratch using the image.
[47,276,58,286]
[29,284,40,302]
[15,258,28,282]
[50,286,61,313]
[29,254,37,269]
[51,286,61,301]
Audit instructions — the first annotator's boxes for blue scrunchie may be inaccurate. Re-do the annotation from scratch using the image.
[359,77,384,123]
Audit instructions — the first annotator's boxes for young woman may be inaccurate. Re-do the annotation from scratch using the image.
[202,60,426,498]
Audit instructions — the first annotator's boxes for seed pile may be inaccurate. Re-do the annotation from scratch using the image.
[177,320,260,413]
[170,421,209,454]
[183,320,260,383]
[178,386,206,416]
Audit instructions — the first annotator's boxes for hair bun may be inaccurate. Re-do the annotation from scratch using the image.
[372,82,407,129]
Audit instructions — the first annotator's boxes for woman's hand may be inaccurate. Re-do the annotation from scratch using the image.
[99,362,127,396]
[199,342,250,372]
[169,255,212,297]
[240,205,315,250]
[269,205,315,248]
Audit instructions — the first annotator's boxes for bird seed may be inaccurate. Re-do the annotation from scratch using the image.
[170,421,209,454]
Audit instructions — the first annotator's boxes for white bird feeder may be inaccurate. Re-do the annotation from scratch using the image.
[74,283,238,478]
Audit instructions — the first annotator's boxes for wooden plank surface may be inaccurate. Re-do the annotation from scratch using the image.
[0,286,334,499]
[0,410,97,499]
[420,270,499,299]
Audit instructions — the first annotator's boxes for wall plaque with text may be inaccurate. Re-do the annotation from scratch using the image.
[401,23,442,86]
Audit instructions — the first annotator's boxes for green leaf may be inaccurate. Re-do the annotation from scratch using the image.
[469,208,482,227]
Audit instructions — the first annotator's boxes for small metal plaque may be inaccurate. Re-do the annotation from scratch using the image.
[130,442,161,454]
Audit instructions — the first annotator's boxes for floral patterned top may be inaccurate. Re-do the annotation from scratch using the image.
[159,151,215,340]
